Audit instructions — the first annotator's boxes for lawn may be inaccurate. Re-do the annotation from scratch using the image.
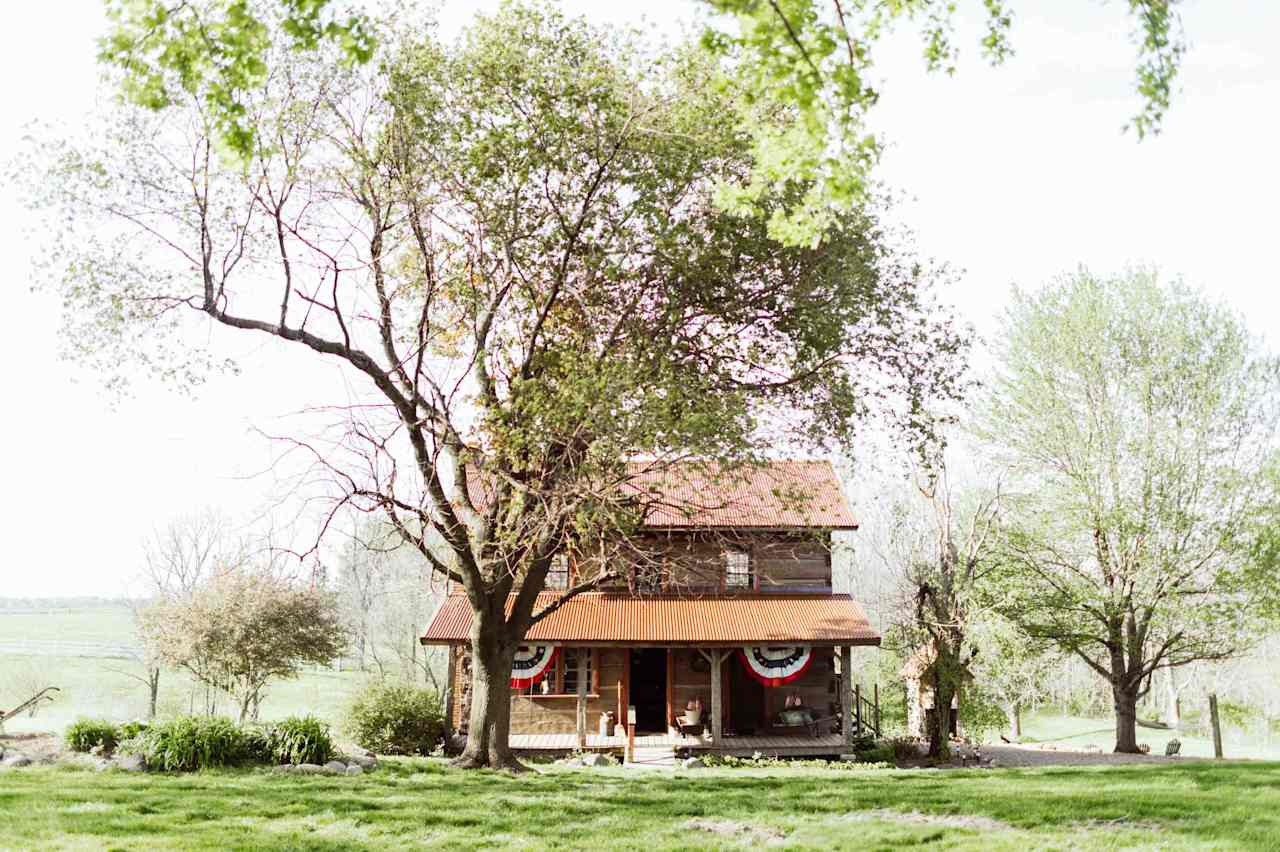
[1,759,1278,850]
[1020,709,1280,762]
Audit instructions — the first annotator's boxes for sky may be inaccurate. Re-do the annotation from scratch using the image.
[1,1,1277,597]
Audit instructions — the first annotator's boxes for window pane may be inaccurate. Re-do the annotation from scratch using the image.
[725,550,751,587]
[547,555,569,590]
[562,648,592,694]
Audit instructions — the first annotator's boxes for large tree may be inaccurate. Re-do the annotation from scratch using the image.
[31,4,965,768]
[980,269,1280,753]
[98,0,1189,247]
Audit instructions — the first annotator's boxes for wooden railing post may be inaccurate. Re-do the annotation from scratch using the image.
[855,683,862,736]
[840,645,853,747]
[710,649,724,745]
[874,682,881,737]
[627,706,636,762]
[576,650,588,750]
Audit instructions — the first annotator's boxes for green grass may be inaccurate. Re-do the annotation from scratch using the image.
[0,606,136,644]
[1020,709,1280,761]
[1,759,1278,850]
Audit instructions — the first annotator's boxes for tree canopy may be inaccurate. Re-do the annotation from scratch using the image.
[98,0,1189,246]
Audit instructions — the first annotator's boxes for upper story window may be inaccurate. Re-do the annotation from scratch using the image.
[546,554,569,590]
[725,549,753,589]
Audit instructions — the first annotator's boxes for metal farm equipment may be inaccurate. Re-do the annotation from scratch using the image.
[0,687,60,727]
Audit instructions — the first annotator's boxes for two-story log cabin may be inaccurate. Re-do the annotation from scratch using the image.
[420,460,881,758]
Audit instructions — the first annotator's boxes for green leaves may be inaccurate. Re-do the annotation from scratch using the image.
[99,0,374,158]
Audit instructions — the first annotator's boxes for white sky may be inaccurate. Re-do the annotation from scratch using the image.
[1,1,1276,597]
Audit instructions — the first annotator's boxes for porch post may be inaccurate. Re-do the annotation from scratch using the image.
[576,649,588,749]
[710,649,724,744]
[841,645,854,747]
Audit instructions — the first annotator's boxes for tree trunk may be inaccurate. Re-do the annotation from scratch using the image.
[452,615,524,771]
[1112,681,1141,753]
[926,667,954,759]
[148,667,160,720]
[1165,676,1181,728]
[1007,703,1021,738]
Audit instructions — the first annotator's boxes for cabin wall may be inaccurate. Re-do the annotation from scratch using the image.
[592,531,833,593]
[448,644,626,737]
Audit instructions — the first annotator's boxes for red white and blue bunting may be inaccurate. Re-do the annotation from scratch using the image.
[739,645,813,687]
[511,644,559,689]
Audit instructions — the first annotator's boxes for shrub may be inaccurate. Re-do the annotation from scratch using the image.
[65,719,121,754]
[345,681,444,755]
[133,716,255,771]
[118,720,149,740]
[261,716,335,765]
[700,752,892,770]
[889,736,921,760]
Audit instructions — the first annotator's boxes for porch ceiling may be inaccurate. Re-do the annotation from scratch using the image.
[420,592,880,646]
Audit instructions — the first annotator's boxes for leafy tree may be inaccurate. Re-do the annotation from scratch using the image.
[138,568,346,723]
[967,614,1057,737]
[979,269,1280,753]
[98,0,1188,246]
[30,4,966,768]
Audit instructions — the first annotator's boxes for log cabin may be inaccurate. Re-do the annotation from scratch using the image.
[420,460,881,758]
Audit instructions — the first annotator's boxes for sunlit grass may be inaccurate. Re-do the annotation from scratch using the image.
[1,758,1277,850]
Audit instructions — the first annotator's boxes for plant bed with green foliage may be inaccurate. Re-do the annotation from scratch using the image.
[2,758,1278,849]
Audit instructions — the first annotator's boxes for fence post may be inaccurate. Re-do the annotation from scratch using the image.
[1209,693,1224,759]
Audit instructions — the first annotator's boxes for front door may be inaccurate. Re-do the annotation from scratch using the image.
[629,648,668,733]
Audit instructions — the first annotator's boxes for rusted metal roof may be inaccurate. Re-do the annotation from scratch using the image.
[420,592,880,646]
[464,460,857,530]
[628,460,857,529]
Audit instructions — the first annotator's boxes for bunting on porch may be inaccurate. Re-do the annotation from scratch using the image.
[739,645,813,686]
[511,644,558,688]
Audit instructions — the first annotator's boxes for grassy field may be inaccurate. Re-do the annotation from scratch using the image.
[1019,709,1280,761]
[2,759,1278,850]
[0,606,373,732]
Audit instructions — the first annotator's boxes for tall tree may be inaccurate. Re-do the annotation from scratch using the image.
[869,463,1001,758]
[980,269,1280,753]
[30,4,966,768]
[98,0,1188,246]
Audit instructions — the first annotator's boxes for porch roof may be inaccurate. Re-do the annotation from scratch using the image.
[420,592,880,646]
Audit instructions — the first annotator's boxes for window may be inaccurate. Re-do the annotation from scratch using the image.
[547,554,569,590]
[562,648,594,695]
[725,549,752,588]
[515,648,597,696]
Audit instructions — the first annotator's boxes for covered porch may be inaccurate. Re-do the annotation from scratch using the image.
[423,592,883,755]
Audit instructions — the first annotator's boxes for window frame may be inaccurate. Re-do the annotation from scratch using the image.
[546,554,570,591]
[517,648,601,698]
[723,548,755,591]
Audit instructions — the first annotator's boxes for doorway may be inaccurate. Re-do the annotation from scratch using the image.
[629,648,668,733]
[729,654,766,735]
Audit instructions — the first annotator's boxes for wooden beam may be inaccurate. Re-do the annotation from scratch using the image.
[710,649,724,744]
[444,644,457,736]
[841,645,853,746]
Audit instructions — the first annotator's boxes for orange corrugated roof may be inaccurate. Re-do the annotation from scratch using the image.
[627,460,856,529]
[465,460,856,530]
[420,592,879,646]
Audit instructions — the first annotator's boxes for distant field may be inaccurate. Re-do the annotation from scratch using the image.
[0,606,375,733]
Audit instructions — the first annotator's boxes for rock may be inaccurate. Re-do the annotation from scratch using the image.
[1,754,32,768]
[271,764,295,774]
[682,757,705,770]
[117,754,145,772]
[559,756,583,767]
[987,759,999,768]
[296,763,325,774]
[581,753,608,767]
[93,759,112,772]
[345,764,364,776]
[323,760,348,774]
[1165,739,1182,756]
[346,753,377,770]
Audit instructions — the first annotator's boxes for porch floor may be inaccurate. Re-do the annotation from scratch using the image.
[509,731,848,756]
